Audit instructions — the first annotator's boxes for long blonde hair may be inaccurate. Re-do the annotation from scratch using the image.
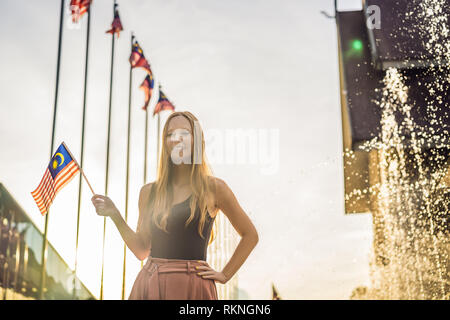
[138,111,217,246]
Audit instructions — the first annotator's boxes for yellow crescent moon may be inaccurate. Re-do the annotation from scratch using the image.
[52,153,65,169]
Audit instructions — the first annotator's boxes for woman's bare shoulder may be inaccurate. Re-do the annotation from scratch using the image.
[140,182,155,201]
[143,181,155,190]
[207,175,226,189]
[207,176,228,203]
[207,176,219,191]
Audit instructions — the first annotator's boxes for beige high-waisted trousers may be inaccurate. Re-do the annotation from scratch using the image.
[128,256,218,300]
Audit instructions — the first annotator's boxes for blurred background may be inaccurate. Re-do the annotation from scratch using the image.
[3,0,443,300]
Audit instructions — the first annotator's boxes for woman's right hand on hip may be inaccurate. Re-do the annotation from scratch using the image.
[91,194,119,217]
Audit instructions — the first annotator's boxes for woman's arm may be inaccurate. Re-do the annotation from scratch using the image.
[213,177,259,282]
[93,184,152,261]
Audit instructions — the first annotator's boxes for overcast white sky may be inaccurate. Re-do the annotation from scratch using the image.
[0,0,373,299]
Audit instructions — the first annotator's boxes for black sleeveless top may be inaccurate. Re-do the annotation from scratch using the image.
[149,194,216,260]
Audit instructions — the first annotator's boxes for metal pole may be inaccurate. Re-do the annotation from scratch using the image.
[39,0,65,300]
[138,107,149,271]
[157,112,160,170]
[122,31,134,300]
[100,0,117,301]
[144,110,148,185]
[72,2,92,300]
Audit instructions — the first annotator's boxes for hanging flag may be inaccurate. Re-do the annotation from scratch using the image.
[139,74,155,111]
[70,0,92,23]
[106,5,123,38]
[271,283,282,300]
[31,142,80,216]
[153,89,175,116]
[129,40,152,74]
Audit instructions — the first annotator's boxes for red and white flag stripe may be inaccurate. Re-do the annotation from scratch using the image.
[31,160,79,215]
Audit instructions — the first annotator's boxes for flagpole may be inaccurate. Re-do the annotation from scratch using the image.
[73,2,92,300]
[155,85,163,170]
[157,112,161,170]
[144,110,149,185]
[62,141,95,195]
[38,0,65,300]
[140,98,149,272]
[100,0,117,301]
[140,85,148,273]
[122,31,135,300]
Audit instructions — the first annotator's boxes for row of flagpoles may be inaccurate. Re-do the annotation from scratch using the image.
[32,0,175,300]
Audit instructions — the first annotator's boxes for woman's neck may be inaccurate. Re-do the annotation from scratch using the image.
[171,163,191,187]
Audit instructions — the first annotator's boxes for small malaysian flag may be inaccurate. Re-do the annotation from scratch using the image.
[153,89,175,116]
[70,0,92,23]
[139,74,154,111]
[106,5,123,38]
[31,142,80,215]
[129,40,152,74]
[272,283,281,300]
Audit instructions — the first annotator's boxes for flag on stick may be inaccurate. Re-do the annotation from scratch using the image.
[31,142,94,215]
[153,89,175,116]
[139,74,154,110]
[129,40,152,74]
[70,0,92,23]
[106,5,123,37]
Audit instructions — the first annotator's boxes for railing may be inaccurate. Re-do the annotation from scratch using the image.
[0,183,95,300]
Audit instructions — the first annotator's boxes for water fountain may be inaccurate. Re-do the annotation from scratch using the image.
[336,0,449,299]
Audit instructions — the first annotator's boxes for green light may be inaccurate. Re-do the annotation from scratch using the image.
[352,39,363,51]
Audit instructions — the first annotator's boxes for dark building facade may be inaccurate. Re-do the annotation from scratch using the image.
[0,183,94,300]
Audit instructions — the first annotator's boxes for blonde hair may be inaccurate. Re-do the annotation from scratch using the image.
[138,111,217,246]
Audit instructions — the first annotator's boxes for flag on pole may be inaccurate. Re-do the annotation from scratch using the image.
[106,5,123,38]
[129,40,152,74]
[139,74,154,111]
[31,142,80,216]
[70,0,92,23]
[271,283,281,300]
[153,89,175,116]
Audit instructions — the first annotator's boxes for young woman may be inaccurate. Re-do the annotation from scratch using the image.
[91,111,259,300]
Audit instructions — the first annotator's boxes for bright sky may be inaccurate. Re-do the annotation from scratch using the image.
[0,0,373,299]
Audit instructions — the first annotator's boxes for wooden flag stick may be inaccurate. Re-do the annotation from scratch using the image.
[62,141,95,195]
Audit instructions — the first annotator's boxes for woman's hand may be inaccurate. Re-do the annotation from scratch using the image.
[91,194,120,218]
[195,264,229,284]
